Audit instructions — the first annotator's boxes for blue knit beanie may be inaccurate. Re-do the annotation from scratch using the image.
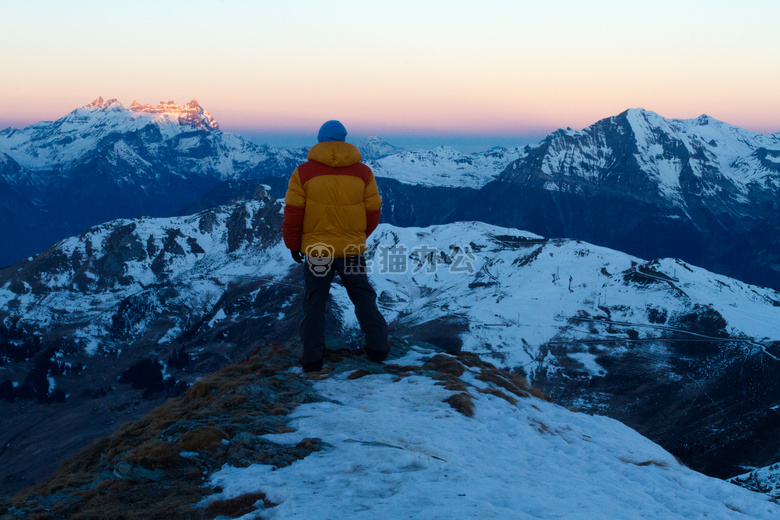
[317,120,348,142]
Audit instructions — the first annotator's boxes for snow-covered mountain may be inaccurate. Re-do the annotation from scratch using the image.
[364,223,780,478]
[367,144,526,188]
[0,98,529,267]
[455,109,780,289]
[7,100,778,290]
[353,136,404,160]
[500,109,780,204]
[2,191,780,498]
[0,98,306,267]
[0,97,293,175]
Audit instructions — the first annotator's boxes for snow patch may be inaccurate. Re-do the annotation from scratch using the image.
[205,348,780,519]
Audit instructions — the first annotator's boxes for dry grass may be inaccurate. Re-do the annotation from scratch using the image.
[9,341,304,518]
[432,373,469,392]
[619,458,670,468]
[444,392,474,417]
[528,387,554,402]
[211,392,250,410]
[347,369,372,380]
[531,419,553,434]
[19,437,112,499]
[422,354,466,376]
[477,387,518,406]
[125,439,180,470]
[66,481,208,520]
[177,426,229,452]
[476,370,529,397]
[454,351,490,369]
[8,339,558,518]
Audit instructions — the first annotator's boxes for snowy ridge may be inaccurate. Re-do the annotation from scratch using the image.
[6,216,778,362]
[0,197,290,355]
[205,345,780,519]
[365,223,780,369]
[128,98,219,130]
[0,98,522,188]
[512,108,780,207]
[625,109,780,198]
[353,136,404,160]
[368,145,527,188]
[492,108,780,292]
[0,97,292,178]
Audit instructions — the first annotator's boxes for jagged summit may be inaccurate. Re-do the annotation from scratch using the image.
[353,136,403,160]
[81,97,219,130]
[127,99,219,130]
[0,96,240,173]
[617,107,744,134]
[86,96,122,109]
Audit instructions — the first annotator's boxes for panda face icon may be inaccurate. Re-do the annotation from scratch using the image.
[305,243,335,276]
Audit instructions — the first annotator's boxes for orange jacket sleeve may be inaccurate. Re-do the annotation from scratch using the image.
[283,169,305,250]
[364,172,382,237]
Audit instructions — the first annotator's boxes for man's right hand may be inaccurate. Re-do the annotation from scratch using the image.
[291,250,304,264]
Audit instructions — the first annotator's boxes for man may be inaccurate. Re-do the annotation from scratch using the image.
[282,120,389,372]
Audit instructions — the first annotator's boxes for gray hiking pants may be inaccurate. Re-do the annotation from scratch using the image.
[300,255,389,365]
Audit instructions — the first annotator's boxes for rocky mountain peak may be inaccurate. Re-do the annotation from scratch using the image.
[86,96,123,110]
[128,99,219,131]
[354,136,403,160]
[79,98,218,131]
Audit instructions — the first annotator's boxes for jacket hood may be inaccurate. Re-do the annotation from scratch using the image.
[308,141,363,168]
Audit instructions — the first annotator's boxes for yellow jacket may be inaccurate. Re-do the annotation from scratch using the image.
[283,141,382,257]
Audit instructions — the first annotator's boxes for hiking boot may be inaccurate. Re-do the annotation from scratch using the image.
[365,348,388,364]
[301,359,323,373]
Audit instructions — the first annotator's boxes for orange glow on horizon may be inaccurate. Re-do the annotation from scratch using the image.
[1,1,779,138]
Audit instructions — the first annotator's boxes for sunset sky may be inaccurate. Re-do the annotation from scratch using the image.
[1,0,778,148]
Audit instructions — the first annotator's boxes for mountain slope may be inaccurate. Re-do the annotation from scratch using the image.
[3,341,778,519]
[2,193,780,493]
[455,109,780,289]
[0,192,298,499]
[0,98,306,266]
[364,223,780,478]
[367,145,526,188]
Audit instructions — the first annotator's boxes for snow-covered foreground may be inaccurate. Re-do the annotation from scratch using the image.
[204,346,779,519]
[731,464,780,501]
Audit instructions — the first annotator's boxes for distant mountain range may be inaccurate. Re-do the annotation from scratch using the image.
[2,100,778,290]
